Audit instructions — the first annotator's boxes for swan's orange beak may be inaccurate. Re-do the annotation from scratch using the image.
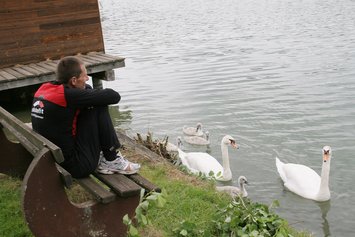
[323,154,330,162]
[323,146,331,162]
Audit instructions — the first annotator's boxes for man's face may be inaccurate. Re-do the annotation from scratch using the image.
[70,64,89,89]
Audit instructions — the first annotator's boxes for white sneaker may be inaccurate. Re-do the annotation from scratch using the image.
[97,153,140,175]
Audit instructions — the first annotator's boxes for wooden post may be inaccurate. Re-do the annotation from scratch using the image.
[91,70,115,89]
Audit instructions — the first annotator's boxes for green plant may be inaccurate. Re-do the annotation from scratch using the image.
[172,220,209,237]
[212,197,291,237]
[123,189,167,237]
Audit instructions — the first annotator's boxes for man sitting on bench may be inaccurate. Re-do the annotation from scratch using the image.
[30,56,140,178]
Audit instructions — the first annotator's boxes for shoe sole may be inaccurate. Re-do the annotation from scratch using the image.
[96,169,114,175]
[98,167,139,175]
[116,169,138,175]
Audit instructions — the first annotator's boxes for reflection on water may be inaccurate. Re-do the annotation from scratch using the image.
[318,201,331,237]
[108,105,133,133]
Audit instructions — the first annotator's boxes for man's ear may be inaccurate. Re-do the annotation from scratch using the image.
[69,77,76,87]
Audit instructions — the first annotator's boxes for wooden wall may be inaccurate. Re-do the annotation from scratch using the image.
[0,0,105,69]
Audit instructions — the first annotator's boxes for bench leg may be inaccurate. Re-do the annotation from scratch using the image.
[23,148,139,237]
[0,128,32,177]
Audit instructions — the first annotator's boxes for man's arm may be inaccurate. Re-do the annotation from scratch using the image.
[65,87,121,108]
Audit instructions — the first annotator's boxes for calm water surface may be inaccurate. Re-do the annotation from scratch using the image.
[14,0,355,236]
[99,0,355,236]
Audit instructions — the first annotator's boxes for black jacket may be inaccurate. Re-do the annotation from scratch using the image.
[31,82,120,158]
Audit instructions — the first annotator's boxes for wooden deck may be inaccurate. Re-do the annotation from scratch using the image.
[0,52,125,91]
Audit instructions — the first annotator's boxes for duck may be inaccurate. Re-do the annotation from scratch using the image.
[216,176,248,198]
[275,146,332,202]
[184,131,210,146]
[177,135,238,181]
[182,122,204,137]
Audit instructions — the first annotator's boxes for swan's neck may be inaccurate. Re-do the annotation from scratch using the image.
[240,183,247,197]
[177,149,188,166]
[221,142,231,180]
[317,155,331,200]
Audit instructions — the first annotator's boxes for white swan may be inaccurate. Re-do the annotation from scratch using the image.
[216,176,248,198]
[182,122,204,137]
[275,146,332,202]
[184,131,210,146]
[177,135,238,181]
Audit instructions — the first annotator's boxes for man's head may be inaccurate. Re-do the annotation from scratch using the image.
[56,56,89,89]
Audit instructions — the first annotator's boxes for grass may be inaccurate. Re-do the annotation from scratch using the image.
[0,175,33,237]
[0,146,312,237]
[138,162,225,236]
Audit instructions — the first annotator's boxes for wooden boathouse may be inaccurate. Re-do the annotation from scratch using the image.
[0,0,125,104]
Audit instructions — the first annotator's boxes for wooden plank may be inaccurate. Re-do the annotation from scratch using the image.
[27,64,53,74]
[39,16,100,30]
[15,64,47,76]
[94,173,142,198]
[89,54,117,62]
[2,68,26,79]
[88,52,125,62]
[0,0,103,68]
[42,61,59,69]
[77,55,100,65]
[0,73,6,81]
[0,52,125,90]
[37,2,98,17]
[0,107,64,163]
[84,53,121,65]
[129,174,161,193]
[56,164,73,189]
[36,61,57,71]
[76,176,116,204]
[11,66,35,77]
[0,70,16,80]
[79,54,105,63]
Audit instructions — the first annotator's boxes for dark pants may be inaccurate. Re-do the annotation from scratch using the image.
[62,106,121,178]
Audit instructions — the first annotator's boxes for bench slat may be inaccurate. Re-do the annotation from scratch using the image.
[94,173,142,198]
[0,119,41,155]
[0,107,64,163]
[129,174,161,193]
[56,164,73,189]
[76,176,116,204]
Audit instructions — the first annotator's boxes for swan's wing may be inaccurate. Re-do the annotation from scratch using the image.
[177,149,200,174]
[216,186,242,198]
[275,157,287,181]
[182,126,191,134]
[281,163,321,198]
[185,152,223,177]
[182,127,204,136]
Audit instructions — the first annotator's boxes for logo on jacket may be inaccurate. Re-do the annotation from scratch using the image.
[31,100,44,119]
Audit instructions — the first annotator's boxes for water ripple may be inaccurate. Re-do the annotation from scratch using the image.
[101,0,355,236]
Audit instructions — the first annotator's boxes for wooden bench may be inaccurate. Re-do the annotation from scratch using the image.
[0,106,160,237]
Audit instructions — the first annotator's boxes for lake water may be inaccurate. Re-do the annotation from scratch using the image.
[9,0,355,236]
[99,0,355,236]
